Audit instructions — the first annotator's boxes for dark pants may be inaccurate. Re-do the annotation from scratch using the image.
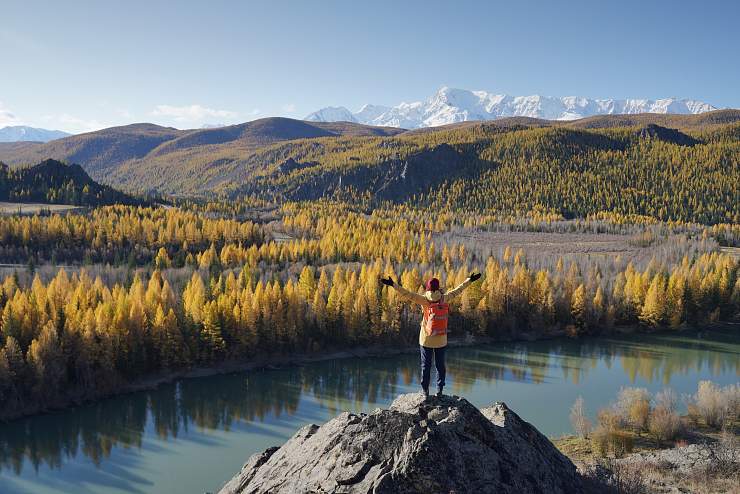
[420,345,446,391]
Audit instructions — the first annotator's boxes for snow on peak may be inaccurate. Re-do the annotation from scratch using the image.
[304,87,718,129]
[0,125,71,143]
[304,106,357,123]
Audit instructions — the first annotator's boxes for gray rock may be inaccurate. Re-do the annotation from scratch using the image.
[218,393,584,494]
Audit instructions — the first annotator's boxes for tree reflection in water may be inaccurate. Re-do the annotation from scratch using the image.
[0,329,737,475]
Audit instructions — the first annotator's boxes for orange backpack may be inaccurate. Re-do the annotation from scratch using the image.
[423,297,449,336]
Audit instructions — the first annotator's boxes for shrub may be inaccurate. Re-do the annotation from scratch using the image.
[591,427,609,458]
[610,430,634,458]
[655,388,678,413]
[581,458,647,494]
[591,428,635,459]
[629,400,651,432]
[725,384,740,421]
[693,381,723,428]
[616,387,651,431]
[685,402,701,428]
[570,396,593,438]
[649,388,682,444]
[690,381,739,429]
[648,405,682,443]
[598,408,622,431]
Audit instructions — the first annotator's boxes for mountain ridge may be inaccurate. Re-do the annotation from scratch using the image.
[0,125,71,143]
[305,87,719,128]
[0,111,737,221]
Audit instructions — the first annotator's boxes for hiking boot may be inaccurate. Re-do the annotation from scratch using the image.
[436,387,444,398]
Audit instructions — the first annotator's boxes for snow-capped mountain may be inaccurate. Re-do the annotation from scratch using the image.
[305,87,718,129]
[0,126,71,143]
[305,106,359,123]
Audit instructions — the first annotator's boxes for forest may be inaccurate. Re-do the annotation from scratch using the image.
[0,116,738,421]
[221,122,740,225]
[1,115,738,227]
[0,200,738,420]
[0,159,146,207]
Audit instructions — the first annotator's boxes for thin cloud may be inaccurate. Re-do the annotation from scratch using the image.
[115,108,133,119]
[151,104,238,123]
[282,103,297,113]
[0,102,21,127]
[40,114,108,133]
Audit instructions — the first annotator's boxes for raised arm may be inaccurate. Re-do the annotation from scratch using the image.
[380,277,429,306]
[444,272,481,300]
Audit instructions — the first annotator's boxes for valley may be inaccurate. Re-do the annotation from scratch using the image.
[3,3,738,492]
[0,110,737,494]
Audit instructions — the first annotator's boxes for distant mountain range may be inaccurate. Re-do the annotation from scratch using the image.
[305,87,719,128]
[0,126,71,143]
[0,111,737,201]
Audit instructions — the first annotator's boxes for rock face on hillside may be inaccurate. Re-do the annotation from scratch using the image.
[218,393,584,494]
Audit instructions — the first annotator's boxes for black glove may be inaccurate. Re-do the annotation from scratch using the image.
[379,277,395,287]
[469,272,481,282]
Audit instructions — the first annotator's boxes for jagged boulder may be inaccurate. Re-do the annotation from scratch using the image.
[218,393,584,494]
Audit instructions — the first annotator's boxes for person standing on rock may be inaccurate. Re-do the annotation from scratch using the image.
[380,273,482,398]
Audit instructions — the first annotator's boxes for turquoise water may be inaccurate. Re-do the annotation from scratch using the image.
[1,330,738,493]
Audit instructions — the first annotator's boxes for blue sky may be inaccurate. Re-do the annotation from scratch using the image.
[1,0,738,133]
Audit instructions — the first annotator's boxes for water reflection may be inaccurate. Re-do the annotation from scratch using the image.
[0,329,737,477]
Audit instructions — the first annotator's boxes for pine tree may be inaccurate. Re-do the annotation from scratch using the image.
[26,321,65,400]
[201,302,225,361]
[666,272,686,329]
[571,284,587,332]
[154,247,171,270]
[298,266,317,301]
[183,272,207,323]
[592,286,605,327]
[640,274,666,327]
[0,348,14,409]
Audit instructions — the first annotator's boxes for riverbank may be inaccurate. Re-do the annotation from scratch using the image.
[1,322,733,423]
[1,333,499,422]
[556,431,739,493]
[2,329,737,494]
[554,411,739,493]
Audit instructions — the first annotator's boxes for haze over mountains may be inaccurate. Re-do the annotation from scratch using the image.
[305,87,719,128]
[0,126,71,143]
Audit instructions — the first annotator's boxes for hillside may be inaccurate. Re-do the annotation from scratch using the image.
[220,116,740,224]
[0,112,737,223]
[0,158,145,206]
[0,118,404,193]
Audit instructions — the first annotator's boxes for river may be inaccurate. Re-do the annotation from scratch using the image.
[1,329,737,494]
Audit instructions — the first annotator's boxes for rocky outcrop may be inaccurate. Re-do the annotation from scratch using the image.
[218,393,584,494]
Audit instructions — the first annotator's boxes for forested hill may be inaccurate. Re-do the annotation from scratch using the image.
[0,118,403,186]
[0,159,146,206]
[0,111,737,224]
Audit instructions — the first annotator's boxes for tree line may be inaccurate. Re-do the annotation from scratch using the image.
[1,245,737,420]
[0,205,265,265]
